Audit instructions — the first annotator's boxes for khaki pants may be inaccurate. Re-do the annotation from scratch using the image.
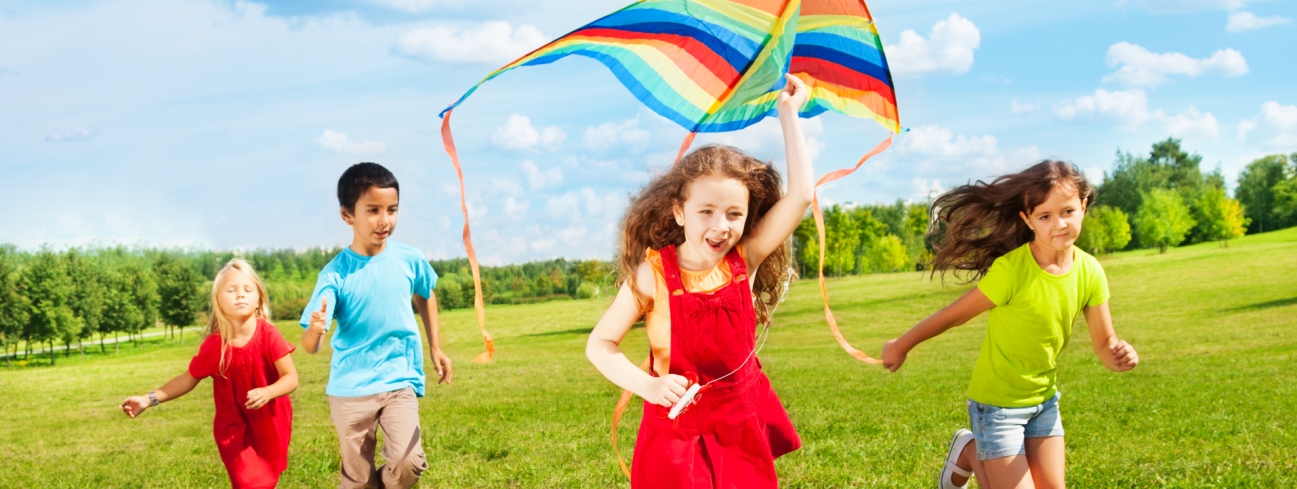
[328,388,428,489]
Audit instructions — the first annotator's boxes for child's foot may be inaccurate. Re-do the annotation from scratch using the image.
[939,429,975,489]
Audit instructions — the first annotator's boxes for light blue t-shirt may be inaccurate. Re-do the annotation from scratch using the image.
[300,240,437,397]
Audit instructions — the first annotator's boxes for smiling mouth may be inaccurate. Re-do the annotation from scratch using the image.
[705,237,726,251]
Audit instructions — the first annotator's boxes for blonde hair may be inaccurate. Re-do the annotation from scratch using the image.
[203,258,272,376]
[616,144,792,325]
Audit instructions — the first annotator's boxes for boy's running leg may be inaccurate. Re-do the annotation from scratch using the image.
[1025,437,1065,489]
[376,388,428,489]
[330,394,383,489]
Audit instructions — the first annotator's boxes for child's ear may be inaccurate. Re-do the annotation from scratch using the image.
[340,206,355,225]
[1018,211,1033,233]
[672,201,684,226]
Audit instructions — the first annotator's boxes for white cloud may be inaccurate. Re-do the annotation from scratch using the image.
[1010,99,1039,114]
[1226,11,1292,32]
[491,177,523,195]
[529,237,556,251]
[546,192,580,219]
[395,21,546,65]
[492,114,565,151]
[1054,89,1222,137]
[503,196,529,219]
[911,178,945,201]
[584,116,652,152]
[45,127,98,142]
[885,13,980,76]
[898,125,1040,173]
[316,129,386,155]
[1262,101,1297,132]
[1237,118,1256,141]
[521,160,562,189]
[1084,167,1106,185]
[1102,42,1248,87]
[557,225,588,245]
[1163,106,1220,138]
[1055,88,1153,129]
[695,117,826,162]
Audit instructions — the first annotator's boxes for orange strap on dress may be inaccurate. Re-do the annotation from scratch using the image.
[439,109,495,363]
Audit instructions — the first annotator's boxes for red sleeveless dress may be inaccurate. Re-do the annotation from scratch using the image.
[631,244,801,489]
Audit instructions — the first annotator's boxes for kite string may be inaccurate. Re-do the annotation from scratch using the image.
[811,133,893,364]
[439,109,496,363]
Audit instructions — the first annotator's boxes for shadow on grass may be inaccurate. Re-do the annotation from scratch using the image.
[1221,297,1297,313]
[523,322,644,338]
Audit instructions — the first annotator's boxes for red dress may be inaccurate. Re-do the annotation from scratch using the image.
[631,244,801,489]
[188,319,295,489]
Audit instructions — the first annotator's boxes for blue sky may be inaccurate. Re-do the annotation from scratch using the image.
[2,0,1294,264]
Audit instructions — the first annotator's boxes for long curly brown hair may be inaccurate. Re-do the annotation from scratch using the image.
[927,160,1094,282]
[616,145,792,325]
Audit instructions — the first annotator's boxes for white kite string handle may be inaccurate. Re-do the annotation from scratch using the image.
[667,268,792,420]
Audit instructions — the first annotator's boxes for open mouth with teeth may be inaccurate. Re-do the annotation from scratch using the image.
[705,237,727,253]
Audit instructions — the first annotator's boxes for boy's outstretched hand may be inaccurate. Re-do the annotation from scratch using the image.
[1111,339,1138,372]
[120,396,150,418]
[431,349,453,384]
[776,73,809,114]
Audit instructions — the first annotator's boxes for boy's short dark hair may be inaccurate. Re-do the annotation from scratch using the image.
[338,162,400,213]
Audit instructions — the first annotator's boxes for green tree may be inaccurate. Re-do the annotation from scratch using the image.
[155,256,206,345]
[99,268,143,355]
[1098,138,1209,246]
[1135,189,1196,253]
[0,250,30,368]
[1099,206,1132,252]
[120,262,158,347]
[1235,154,1295,233]
[1195,187,1250,246]
[65,249,107,357]
[20,250,81,365]
[1076,206,1131,254]
[865,235,909,273]
[1272,175,1297,224]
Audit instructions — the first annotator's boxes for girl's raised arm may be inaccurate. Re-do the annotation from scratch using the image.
[743,74,813,268]
[1083,303,1138,372]
[120,372,201,418]
[586,263,689,408]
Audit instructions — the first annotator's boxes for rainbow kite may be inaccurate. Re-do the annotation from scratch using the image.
[440,0,902,365]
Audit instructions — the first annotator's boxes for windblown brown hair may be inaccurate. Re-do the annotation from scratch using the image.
[616,145,792,325]
[926,160,1095,282]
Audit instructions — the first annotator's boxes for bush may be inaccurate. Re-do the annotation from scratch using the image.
[272,297,308,321]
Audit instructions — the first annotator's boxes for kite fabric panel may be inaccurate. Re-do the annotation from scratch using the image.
[441,0,900,134]
[439,0,902,364]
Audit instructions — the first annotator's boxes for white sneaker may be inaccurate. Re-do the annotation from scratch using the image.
[938,429,974,489]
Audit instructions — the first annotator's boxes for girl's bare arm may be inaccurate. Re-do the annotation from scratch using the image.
[743,74,814,268]
[120,372,201,418]
[882,287,995,371]
[245,354,299,410]
[586,263,689,407]
[1083,302,1138,372]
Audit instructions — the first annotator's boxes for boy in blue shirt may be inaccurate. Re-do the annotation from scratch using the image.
[301,162,453,489]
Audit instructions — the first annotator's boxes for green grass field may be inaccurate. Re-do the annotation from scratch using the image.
[3,229,1295,488]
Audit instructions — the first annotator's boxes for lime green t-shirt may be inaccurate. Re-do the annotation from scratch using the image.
[969,243,1110,407]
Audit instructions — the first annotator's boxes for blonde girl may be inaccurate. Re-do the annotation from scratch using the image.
[586,74,812,488]
[121,259,298,489]
[881,161,1139,489]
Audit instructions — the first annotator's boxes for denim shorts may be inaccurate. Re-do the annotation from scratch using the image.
[967,392,1064,461]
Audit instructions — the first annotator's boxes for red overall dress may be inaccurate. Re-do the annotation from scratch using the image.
[631,244,801,489]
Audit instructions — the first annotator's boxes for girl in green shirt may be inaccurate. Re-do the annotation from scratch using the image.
[881,161,1139,489]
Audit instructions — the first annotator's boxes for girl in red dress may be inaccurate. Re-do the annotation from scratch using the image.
[586,74,814,488]
[121,259,298,489]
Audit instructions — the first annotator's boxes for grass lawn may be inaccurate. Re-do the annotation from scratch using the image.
[2,228,1294,488]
